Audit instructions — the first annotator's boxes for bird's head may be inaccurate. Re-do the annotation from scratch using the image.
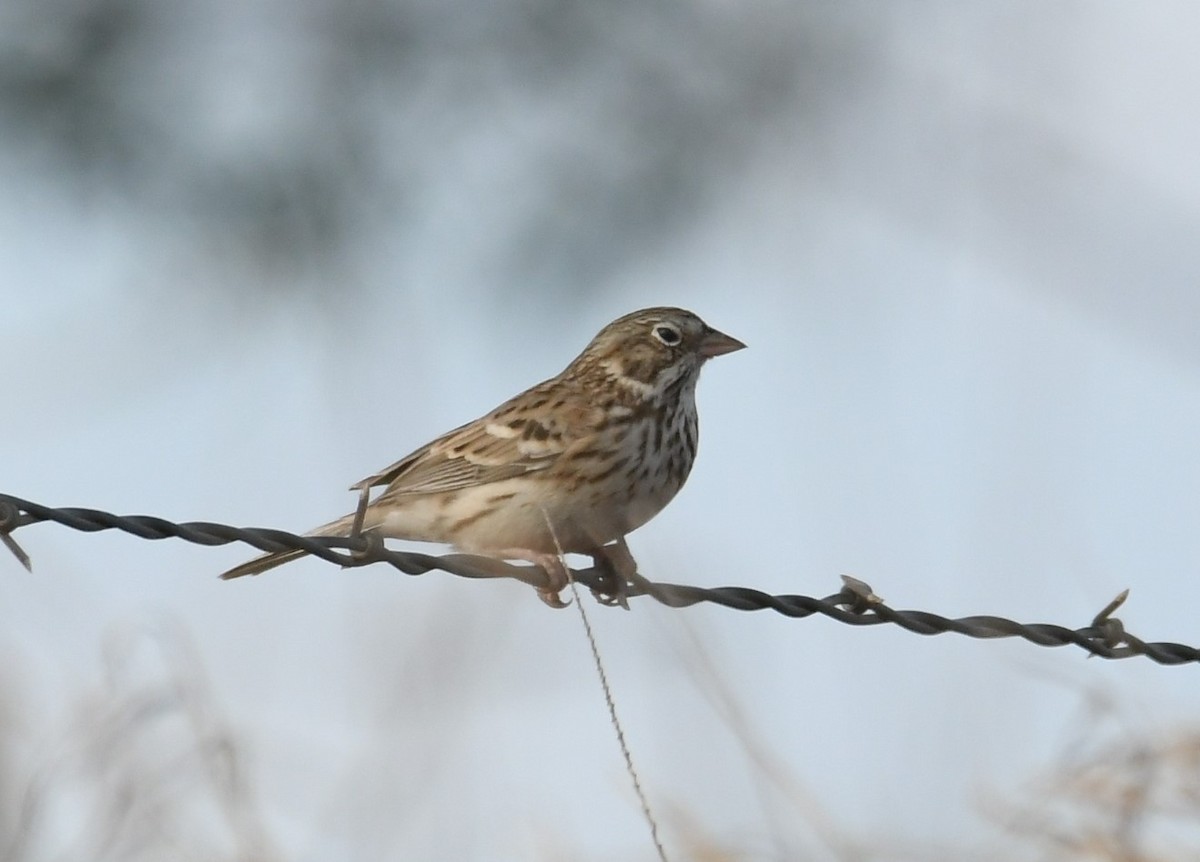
[572,307,745,400]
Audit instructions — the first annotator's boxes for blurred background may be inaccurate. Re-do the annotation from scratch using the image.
[3,1,1200,859]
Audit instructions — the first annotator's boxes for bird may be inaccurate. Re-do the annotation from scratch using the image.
[219,307,745,607]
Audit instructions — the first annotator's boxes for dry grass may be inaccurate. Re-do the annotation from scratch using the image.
[1,622,1196,861]
[0,624,277,862]
[989,710,1200,862]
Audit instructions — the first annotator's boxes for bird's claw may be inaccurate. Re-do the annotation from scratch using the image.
[590,587,630,610]
[537,586,571,608]
[590,540,635,610]
[535,554,572,609]
[517,542,637,609]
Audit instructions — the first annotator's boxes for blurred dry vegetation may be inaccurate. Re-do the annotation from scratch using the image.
[0,626,276,862]
[988,705,1200,862]
[1,626,1197,861]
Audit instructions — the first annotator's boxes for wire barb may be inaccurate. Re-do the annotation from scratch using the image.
[839,574,883,611]
[1086,589,1133,655]
[1,492,1196,666]
[0,496,31,572]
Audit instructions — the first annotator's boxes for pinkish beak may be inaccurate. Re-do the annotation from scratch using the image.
[697,327,747,358]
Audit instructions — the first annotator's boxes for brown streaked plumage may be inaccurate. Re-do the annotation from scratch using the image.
[219,307,745,606]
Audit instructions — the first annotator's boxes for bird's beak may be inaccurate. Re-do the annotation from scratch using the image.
[697,327,747,358]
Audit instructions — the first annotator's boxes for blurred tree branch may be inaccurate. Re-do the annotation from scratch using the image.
[0,0,860,297]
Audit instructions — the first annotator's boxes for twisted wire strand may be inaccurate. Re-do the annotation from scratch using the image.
[1,493,1195,666]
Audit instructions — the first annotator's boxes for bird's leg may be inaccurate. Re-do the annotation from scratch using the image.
[590,538,637,610]
[496,548,572,608]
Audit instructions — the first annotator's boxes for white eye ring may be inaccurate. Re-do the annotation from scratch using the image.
[653,325,682,346]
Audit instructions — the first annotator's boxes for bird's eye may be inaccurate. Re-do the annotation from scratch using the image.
[653,325,682,346]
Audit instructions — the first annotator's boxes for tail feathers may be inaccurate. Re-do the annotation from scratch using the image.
[218,512,359,580]
[219,547,309,580]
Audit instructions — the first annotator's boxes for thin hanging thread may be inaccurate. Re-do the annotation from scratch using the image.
[540,510,667,862]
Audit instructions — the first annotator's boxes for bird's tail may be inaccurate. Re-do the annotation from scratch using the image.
[219,512,358,580]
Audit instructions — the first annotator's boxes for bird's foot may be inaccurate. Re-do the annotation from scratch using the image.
[535,554,572,608]
[497,549,572,608]
[590,539,637,610]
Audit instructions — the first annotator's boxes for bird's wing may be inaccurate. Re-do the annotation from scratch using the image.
[349,388,597,497]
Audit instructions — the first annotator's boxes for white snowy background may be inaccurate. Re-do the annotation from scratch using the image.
[3,3,1199,860]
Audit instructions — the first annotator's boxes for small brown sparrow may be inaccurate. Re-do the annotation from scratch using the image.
[220,307,745,606]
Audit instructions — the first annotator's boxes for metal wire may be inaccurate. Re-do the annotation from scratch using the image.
[1,492,1195,666]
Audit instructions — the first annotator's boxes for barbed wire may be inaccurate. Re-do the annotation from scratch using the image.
[1,492,1196,666]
